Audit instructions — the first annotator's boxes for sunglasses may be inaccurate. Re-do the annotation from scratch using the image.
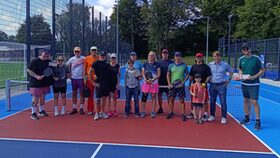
[242,47,249,51]
[75,51,80,53]
[162,52,168,54]
[58,59,64,62]
[91,49,97,51]
[111,57,116,59]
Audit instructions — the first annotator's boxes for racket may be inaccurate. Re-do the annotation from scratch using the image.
[145,71,153,80]
[56,69,66,80]
[43,67,53,77]
[172,79,183,88]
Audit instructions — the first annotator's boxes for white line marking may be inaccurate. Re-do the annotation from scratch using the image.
[216,103,280,158]
[259,96,280,105]
[260,88,280,95]
[0,137,274,155]
[91,144,103,158]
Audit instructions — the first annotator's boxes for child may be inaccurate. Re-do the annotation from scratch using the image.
[190,73,206,124]
[53,56,70,116]
[124,59,141,117]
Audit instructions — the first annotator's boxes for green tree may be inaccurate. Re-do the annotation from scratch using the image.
[16,15,51,45]
[0,30,8,41]
[235,0,280,39]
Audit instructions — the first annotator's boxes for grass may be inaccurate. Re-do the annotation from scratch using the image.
[0,62,26,88]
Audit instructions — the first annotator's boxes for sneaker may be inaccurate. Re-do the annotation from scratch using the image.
[207,115,215,122]
[181,114,187,121]
[113,111,118,117]
[194,119,199,124]
[124,114,129,118]
[254,121,261,131]
[54,109,59,117]
[93,113,100,121]
[100,113,109,119]
[198,118,203,124]
[69,108,78,115]
[187,112,194,119]
[60,109,65,116]
[166,112,174,119]
[151,111,156,118]
[221,117,227,124]
[202,114,208,121]
[108,111,113,117]
[79,108,85,115]
[140,112,146,118]
[38,110,49,117]
[135,113,140,118]
[240,118,250,125]
[88,112,93,116]
[157,107,163,114]
[31,113,39,120]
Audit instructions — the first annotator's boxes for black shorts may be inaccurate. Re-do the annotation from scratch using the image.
[192,103,203,108]
[159,87,169,94]
[96,86,110,98]
[109,83,117,93]
[53,86,67,94]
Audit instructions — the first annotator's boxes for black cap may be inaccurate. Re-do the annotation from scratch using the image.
[194,73,201,78]
[98,51,106,56]
[241,43,250,49]
[41,48,50,54]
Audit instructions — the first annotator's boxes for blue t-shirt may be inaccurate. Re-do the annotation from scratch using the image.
[158,59,173,85]
[143,61,160,83]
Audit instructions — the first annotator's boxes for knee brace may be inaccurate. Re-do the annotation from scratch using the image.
[141,93,148,102]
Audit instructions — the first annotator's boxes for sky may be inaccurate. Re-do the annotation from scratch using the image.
[87,0,115,17]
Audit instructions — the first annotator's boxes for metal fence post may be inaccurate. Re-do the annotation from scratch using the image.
[277,38,280,80]
[5,80,11,111]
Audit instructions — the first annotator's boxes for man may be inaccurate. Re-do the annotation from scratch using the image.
[141,51,161,118]
[27,49,52,120]
[89,51,110,120]
[166,51,189,121]
[208,51,233,124]
[189,52,211,121]
[67,47,85,115]
[238,43,265,130]
[84,46,99,115]
[157,49,173,114]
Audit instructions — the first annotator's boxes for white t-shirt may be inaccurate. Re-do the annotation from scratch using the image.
[67,56,85,79]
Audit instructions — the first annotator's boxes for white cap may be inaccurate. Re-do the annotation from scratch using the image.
[110,53,117,58]
[90,46,97,50]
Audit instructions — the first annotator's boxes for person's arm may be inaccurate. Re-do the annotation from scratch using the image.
[225,63,233,85]
[124,69,128,87]
[116,66,121,88]
[83,58,88,83]
[27,69,43,80]
[203,87,206,104]
[153,67,161,82]
[182,65,189,84]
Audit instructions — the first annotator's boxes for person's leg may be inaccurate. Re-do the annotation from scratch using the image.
[112,92,118,114]
[209,84,218,120]
[78,79,85,114]
[125,87,133,115]
[86,79,94,115]
[71,79,78,111]
[107,92,112,116]
[133,87,140,116]
[31,94,39,120]
[61,93,66,115]
[240,85,251,124]
[151,93,157,118]
[179,97,186,121]
[54,93,59,116]
[202,90,209,121]
[218,85,227,119]
[38,92,48,116]
[141,92,148,117]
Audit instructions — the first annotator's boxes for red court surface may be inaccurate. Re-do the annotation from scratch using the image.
[0,99,270,152]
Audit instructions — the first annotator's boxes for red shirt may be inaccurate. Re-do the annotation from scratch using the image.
[190,83,206,104]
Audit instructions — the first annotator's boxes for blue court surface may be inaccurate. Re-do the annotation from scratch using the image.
[0,138,277,158]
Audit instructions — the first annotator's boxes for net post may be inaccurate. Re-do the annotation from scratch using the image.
[5,80,11,111]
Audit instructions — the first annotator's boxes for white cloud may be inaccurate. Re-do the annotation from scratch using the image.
[88,0,115,17]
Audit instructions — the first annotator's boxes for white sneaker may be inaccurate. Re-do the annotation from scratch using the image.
[60,109,65,116]
[207,115,215,121]
[54,109,59,117]
[100,113,109,119]
[88,112,93,116]
[221,117,227,124]
[94,113,100,121]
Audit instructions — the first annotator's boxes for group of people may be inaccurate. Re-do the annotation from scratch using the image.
[27,43,265,130]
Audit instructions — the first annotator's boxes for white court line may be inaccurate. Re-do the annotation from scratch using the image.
[91,144,103,158]
[0,91,72,121]
[0,137,274,155]
[216,103,280,158]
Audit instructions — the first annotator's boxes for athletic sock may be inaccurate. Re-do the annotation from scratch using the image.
[31,107,36,114]
[245,115,249,120]
[80,104,84,109]
[73,104,77,109]
[54,106,58,111]
[39,105,44,112]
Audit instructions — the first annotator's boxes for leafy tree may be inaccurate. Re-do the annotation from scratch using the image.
[235,0,279,39]
[16,15,51,45]
[0,30,8,41]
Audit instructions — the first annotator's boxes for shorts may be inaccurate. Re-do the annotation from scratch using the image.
[142,82,159,94]
[30,87,50,97]
[192,103,203,108]
[53,86,67,94]
[159,87,169,94]
[109,83,117,93]
[168,86,185,99]
[71,79,84,91]
[96,86,110,98]
[241,85,259,100]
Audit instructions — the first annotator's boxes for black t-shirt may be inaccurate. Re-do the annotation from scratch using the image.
[91,60,110,87]
[189,63,212,83]
[28,58,53,87]
[109,63,120,85]
[158,59,173,85]
[53,65,69,87]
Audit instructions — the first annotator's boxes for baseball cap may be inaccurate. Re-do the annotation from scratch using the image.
[90,46,97,50]
[98,51,106,56]
[174,51,182,56]
[41,48,50,54]
[130,51,137,56]
[194,73,202,78]
[241,43,250,49]
[195,52,203,58]
[162,49,168,53]
[74,47,81,52]
[110,53,117,58]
